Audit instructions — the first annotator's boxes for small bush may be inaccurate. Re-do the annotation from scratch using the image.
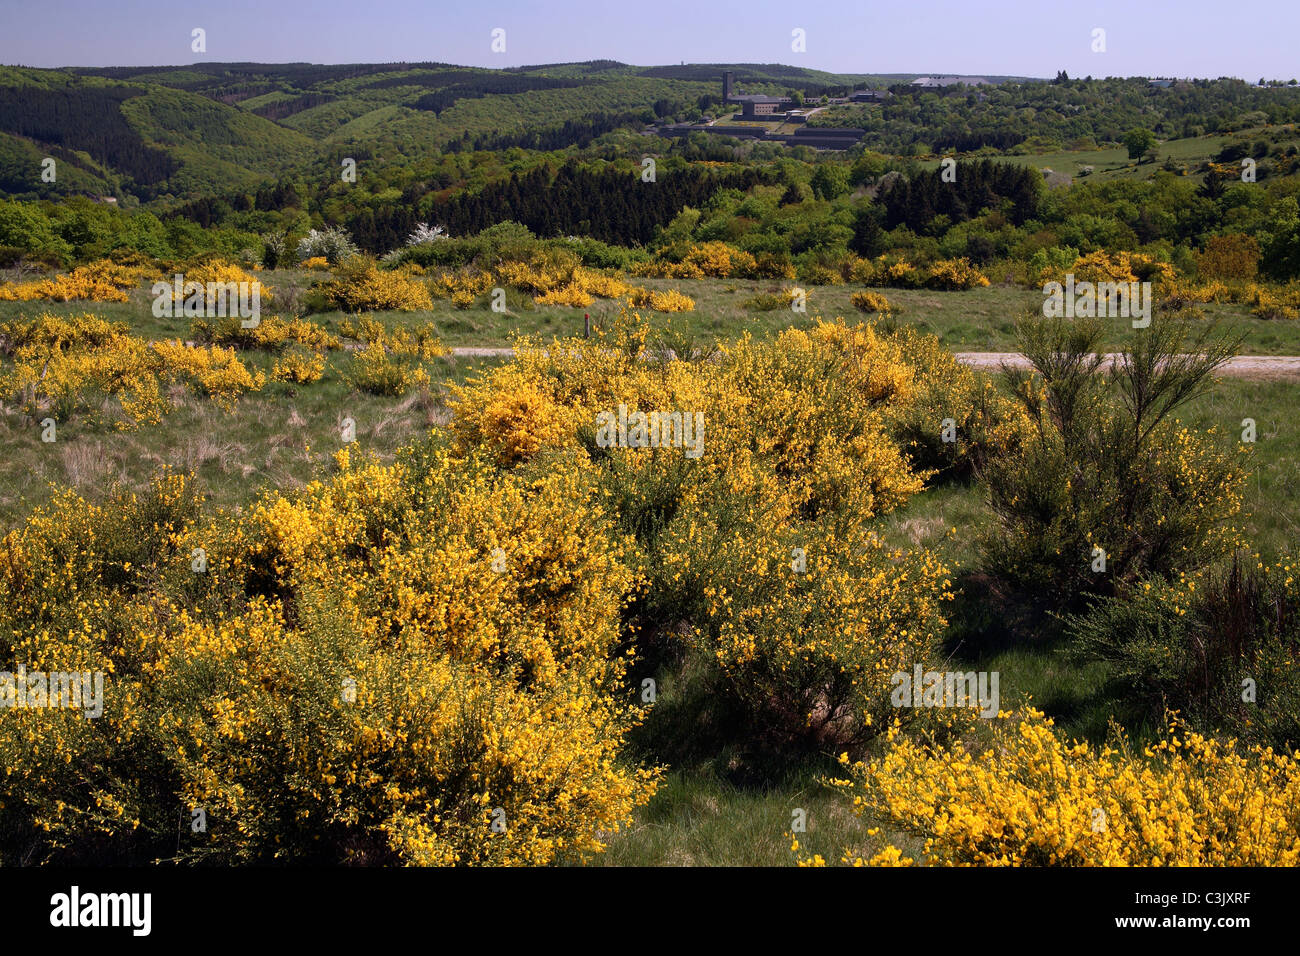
[851,290,895,314]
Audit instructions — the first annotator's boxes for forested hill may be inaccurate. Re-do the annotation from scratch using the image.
[0,61,880,202]
[1,61,1298,207]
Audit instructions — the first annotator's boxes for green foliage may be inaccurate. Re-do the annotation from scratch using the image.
[980,314,1247,607]
[1065,555,1300,751]
[809,163,850,200]
[1124,127,1158,160]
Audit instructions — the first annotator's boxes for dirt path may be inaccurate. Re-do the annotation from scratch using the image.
[447,347,1300,379]
[953,352,1300,378]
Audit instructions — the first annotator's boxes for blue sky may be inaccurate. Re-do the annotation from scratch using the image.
[2,0,1297,80]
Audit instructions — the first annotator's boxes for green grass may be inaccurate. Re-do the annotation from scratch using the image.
[0,350,508,527]
[916,127,1299,184]
[3,283,1297,866]
[6,271,1300,355]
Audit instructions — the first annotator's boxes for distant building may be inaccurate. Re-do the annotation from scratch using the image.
[1148,78,1174,88]
[849,89,892,103]
[735,95,787,117]
[721,72,792,117]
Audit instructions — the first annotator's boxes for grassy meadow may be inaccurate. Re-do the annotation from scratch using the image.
[4,268,1295,866]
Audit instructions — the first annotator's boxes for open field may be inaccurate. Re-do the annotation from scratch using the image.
[7,272,1300,354]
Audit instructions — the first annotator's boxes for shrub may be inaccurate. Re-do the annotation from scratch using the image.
[820,708,1300,866]
[626,288,695,313]
[296,226,359,265]
[924,257,990,290]
[449,365,574,467]
[882,325,1033,481]
[447,312,949,755]
[159,259,273,311]
[0,258,154,303]
[0,454,656,865]
[0,314,263,428]
[534,283,594,308]
[979,315,1246,606]
[271,346,327,384]
[340,341,424,396]
[851,291,895,314]
[1065,555,1300,750]
[1197,234,1261,281]
[190,315,340,353]
[320,258,432,312]
[337,315,446,361]
[693,522,952,750]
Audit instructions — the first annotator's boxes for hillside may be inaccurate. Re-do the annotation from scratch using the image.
[1,61,881,202]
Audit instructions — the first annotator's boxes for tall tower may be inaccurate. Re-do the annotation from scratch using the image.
[723,70,734,102]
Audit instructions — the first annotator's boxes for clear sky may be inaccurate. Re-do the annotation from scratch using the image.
[1,0,1297,81]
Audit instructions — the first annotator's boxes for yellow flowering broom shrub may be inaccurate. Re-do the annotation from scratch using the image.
[340,340,426,396]
[693,523,953,748]
[449,365,575,467]
[0,258,154,303]
[338,315,446,360]
[448,311,955,749]
[0,450,657,865]
[271,345,327,384]
[159,259,273,309]
[851,290,895,314]
[191,314,341,352]
[1037,250,1176,287]
[824,709,1300,866]
[320,257,432,311]
[925,257,991,291]
[1,314,264,427]
[881,324,1035,480]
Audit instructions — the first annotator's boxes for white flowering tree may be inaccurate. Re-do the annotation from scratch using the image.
[406,223,449,246]
[296,226,359,264]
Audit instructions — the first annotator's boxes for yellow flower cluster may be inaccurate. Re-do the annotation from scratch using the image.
[0,454,657,865]
[322,259,432,312]
[429,269,495,308]
[845,256,990,290]
[534,283,594,307]
[340,340,429,396]
[0,259,155,302]
[626,288,696,312]
[161,259,274,308]
[925,257,993,291]
[632,241,760,280]
[430,257,693,311]
[300,256,331,270]
[0,312,263,428]
[826,708,1300,866]
[1247,284,1300,320]
[851,290,895,314]
[449,311,969,743]
[271,346,326,383]
[338,314,447,361]
[1159,277,1300,319]
[191,314,342,352]
[1040,250,1176,286]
